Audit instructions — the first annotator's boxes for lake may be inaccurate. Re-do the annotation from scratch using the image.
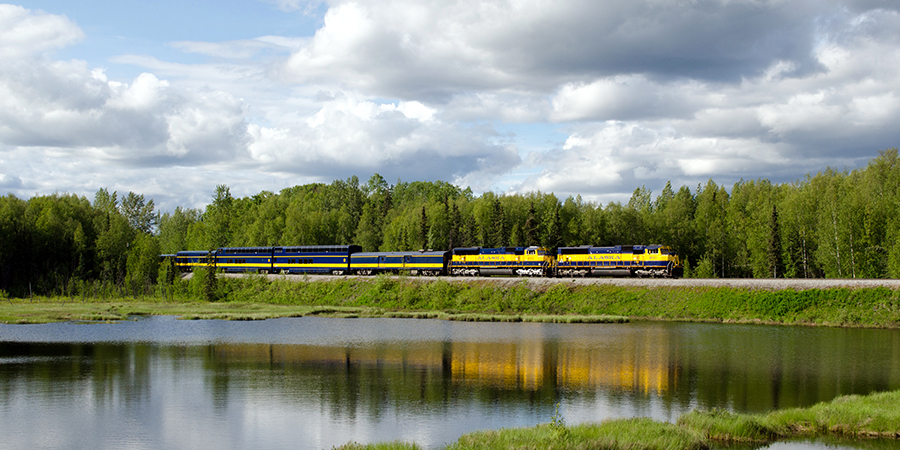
[1,316,898,449]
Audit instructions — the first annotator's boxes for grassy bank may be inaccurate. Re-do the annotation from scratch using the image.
[209,275,900,327]
[334,390,900,450]
[2,275,899,326]
[0,298,627,324]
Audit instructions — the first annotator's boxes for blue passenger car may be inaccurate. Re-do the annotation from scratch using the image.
[215,247,274,273]
[173,250,212,272]
[273,245,361,275]
[350,251,449,275]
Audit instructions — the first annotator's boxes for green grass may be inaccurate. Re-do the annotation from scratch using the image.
[208,276,900,328]
[446,419,708,450]
[3,275,900,327]
[679,390,900,441]
[338,390,900,450]
[0,297,628,324]
[0,297,374,323]
[333,442,422,450]
[763,391,900,438]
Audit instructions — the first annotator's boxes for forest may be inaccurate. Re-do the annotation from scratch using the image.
[1,149,899,297]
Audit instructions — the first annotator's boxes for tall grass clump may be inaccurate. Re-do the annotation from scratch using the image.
[332,441,422,450]
[445,418,708,450]
[761,391,900,438]
[678,409,777,442]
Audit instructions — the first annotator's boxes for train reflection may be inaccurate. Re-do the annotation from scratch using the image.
[208,328,675,394]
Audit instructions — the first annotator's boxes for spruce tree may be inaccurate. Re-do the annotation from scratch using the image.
[524,202,538,246]
[767,204,782,278]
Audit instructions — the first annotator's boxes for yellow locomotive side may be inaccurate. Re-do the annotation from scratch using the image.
[450,246,553,276]
[557,245,682,278]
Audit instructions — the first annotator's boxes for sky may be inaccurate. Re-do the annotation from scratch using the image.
[2,0,899,213]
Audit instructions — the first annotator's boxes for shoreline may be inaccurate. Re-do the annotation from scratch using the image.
[334,390,900,450]
[2,274,899,326]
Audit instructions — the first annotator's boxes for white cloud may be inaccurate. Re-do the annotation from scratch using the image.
[550,75,707,122]
[262,0,325,13]
[106,72,171,112]
[0,4,83,58]
[279,0,846,100]
[248,93,518,180]
[170,36,306,59]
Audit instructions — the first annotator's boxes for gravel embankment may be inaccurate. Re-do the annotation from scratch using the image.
[220,273,900,291]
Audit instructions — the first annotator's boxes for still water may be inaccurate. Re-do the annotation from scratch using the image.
[0,316,898,449]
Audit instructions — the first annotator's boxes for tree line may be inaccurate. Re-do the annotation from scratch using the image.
[2,149,899,297]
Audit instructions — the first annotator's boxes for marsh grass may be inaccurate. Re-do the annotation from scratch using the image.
[679,391,900,441]
[445,418,708,450]
[761,391,900,438]
[522,314,629,323]
[677,409,778,442]
[333,442,422,450]
[0,297,374,323]
[338,391,900,450]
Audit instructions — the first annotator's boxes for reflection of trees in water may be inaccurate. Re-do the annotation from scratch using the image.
[2,322,898,423]
[196,323,900,420]
[0,342,155,408]
[671,324,900,413]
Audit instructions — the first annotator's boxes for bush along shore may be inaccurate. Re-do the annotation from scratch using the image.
[2,274,900,326]
[333,390,900,450]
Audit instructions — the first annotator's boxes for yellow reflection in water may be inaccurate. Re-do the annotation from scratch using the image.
[210,325,675,394]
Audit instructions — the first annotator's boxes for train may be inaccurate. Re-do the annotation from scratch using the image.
[170,243,683,278]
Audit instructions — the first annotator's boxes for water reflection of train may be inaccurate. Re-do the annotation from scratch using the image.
[171,243,683,278]
[208,333,676,394]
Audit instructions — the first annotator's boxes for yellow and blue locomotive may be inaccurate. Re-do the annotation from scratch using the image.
[556,244,682,278]
[449,246,553,277]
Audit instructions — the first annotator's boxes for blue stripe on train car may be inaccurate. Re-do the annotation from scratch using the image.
[273,245,360,274]
[215,247,274,273]
[350,251,448,274]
